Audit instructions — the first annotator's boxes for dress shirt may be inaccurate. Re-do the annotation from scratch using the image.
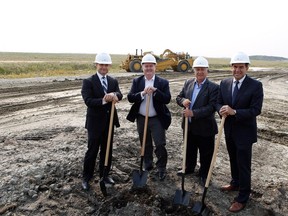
[139,75,157,117]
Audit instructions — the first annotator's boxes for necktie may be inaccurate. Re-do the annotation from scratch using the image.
[102,77,107,93]
[232,80,239,105]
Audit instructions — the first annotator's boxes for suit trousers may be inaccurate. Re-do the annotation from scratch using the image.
[83,127,114,181]
[136,115,167,172]
[225,135,252,203]
[186,131,215,178]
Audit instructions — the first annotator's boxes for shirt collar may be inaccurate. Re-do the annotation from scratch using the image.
[145,75,155,81]
[195,78,206,87]
[233,75,246,84]
[97,72,106,80]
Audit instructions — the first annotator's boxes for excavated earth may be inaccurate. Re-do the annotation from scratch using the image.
[0,69,287,216]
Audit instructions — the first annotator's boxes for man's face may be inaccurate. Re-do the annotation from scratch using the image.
[142,63,156,80]
[96,64,110,76]
[231,63,248,80]
[194,67,208,83]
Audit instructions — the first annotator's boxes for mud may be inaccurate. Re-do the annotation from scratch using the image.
[0,69,287,215]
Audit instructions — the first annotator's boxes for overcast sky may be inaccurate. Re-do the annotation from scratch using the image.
[1,0,287,58]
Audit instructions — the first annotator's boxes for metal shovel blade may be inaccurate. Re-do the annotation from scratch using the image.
[132,169,148,188]
[192,202,211,216]
[99,178,107,197]
[173,189,190,206]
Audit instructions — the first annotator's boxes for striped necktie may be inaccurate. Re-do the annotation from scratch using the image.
[102,76,107,93]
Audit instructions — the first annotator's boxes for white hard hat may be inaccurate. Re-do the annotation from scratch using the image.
[94,52,112,64]
[230,52,250,64]
[193,56,209,68]
[141,54,156,65]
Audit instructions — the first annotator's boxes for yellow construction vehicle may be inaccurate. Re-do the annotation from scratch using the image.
[120,49,194,72]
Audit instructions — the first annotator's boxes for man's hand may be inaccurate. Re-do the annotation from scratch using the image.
[143,86,157,95]
[182,99,191,108]
[183,107,193,117]
[219,105,236,117]
[104,93,119,103]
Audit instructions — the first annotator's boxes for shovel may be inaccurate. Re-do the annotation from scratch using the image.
[173,113,190,206]
[100,100,116,196]
[192,116,226,215]
[132,94,151,188]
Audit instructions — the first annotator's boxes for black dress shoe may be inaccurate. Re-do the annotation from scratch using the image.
[177,170,194,176]
[82,181,90,191]
[103,177,115,186]
[159,172,166,181]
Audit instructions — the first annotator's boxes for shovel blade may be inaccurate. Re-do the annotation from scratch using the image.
[99,179,107,197]
[173,189,190,206]
[132,170,148,188]
[192,201,211,216]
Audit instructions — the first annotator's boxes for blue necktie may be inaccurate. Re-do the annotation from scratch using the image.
[102,77,107,93]
[232,80,239,105]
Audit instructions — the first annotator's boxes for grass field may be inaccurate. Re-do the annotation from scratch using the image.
[0,52,287,78]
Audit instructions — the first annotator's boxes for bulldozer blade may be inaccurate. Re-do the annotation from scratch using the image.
[132,169,148,188]
[173,189,190,206]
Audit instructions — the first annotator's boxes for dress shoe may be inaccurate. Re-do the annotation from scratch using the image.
[221,184,239,191]
[81,181,90,191]
[103,177,115,186]
[229,201,246,212]
[159,172,166,181]
[176,170,194,176]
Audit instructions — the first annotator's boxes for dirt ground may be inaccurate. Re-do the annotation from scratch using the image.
[0,69,287,216]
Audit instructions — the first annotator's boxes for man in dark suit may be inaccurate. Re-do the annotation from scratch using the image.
[216,52,263,212]
[176,56,219,186]
[81,53,123,191]
[127,54,171,181]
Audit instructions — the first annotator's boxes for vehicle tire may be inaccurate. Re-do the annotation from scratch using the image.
[129,59,142,72]
[177,61,190,72]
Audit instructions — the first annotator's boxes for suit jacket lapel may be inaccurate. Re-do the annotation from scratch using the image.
[228,78,233,105]
[234,76,249,105]
[93,74,105,94]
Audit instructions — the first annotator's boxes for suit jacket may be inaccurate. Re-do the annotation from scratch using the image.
[176,78,219,137]
[126,75,171,130]
[216,75,263,144]
[81,73,123,137]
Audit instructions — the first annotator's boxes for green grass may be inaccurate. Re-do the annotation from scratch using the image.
[1,52,287,78]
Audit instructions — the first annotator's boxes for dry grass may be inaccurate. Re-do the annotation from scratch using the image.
[1,52,287,78]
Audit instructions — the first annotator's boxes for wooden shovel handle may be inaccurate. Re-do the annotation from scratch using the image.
[140,94,151,157]
[104,100,116,166]
[182,113,189,173]
[205,116,226,187]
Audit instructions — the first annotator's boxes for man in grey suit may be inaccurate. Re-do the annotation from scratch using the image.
[81,53,123,191]
[217,52,264,213]
[127,54,171,181]
[176,56,219,186]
